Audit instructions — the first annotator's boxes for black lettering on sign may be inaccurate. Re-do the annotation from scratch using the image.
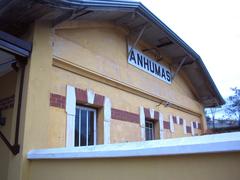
[130,50,136,63]
[154,64,161,76]
[149,61,154,73]
[161,68,166,79]
[143,57,149,70]
[166,70,171,82]
[137,54,143,67]
[128,46,171,84]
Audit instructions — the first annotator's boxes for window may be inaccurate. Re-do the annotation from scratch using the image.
[145,120,154,140]
[75,106,97,146]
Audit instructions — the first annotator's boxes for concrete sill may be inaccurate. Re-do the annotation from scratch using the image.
[27,132,240,160]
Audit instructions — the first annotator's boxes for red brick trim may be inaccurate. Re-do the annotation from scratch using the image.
[111,108,139,124]
[94,94,105,107]
[49,89,203,133]
[186,126,192,133]
[163,121,170,129]
[75,88,87,103]
[144,108,151,119]
[144,108,159,120]
[154,111,159,120]
[50,93,66,109]
[75,88,105,107]
[0,95,14,111]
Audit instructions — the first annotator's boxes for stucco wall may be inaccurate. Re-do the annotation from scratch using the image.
[49,66,201,146]
[47,20,203,147]
[28,152,240,180]
[0,19,223,180]
[53,21,202,113]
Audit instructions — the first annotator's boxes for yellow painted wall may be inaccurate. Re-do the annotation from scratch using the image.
[1,20,206,180]
[46,20,205,147]
[48,107,66,148]
[0,18,223,180]
[53,21,203,114]
[49,65,201,146]
[28,152,240,180]
[110,119,141,143]
[5,21,54,180]
[0,71,17,180]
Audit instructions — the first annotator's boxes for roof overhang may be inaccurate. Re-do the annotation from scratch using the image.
[0,0,225,107]
[0,31,32,76]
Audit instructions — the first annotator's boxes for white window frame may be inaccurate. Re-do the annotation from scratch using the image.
[145,120,154,141]
[75,106,97,146]
[66,85,111,147]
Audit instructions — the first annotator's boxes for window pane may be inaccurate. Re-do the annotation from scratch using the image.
[145,121,154,141]
[88,111,94,146]
[149,128,153,140]
[74,108,79,146]
[146,122,150,128]
[145,128,148,140]
[80,109,87,146]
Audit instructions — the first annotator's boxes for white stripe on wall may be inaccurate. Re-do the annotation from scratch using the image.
[159,112,164,139]
[104,97,111,144]
[183,119,187,135]
[66,85,76,147]
[176,116,180,125]
[195,121,199,129]
[169,115,174,133]
[87,89,95,104]
[149,108,154,119]
[139,106,146,141]
[191,121,195,136]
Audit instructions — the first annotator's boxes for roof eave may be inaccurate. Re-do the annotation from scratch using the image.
[0,31,32,58]
[41,0,225,107]
[4,0,223,106]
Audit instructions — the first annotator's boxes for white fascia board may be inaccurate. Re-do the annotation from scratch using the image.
[28,132,240,160]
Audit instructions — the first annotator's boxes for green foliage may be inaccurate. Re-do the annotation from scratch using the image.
[224,87,240,121]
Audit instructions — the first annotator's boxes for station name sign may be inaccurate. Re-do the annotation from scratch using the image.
[128,46,171,84]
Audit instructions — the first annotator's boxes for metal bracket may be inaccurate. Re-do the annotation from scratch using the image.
[171,56,187,80]
[0,59,26,156]
[127,24,147,58]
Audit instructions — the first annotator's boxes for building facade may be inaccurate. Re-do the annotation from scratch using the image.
[0,1,225,180]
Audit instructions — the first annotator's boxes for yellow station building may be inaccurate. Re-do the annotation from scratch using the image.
[1,1,239,180]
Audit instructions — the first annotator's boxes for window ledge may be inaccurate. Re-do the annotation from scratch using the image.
[27,132,240,160]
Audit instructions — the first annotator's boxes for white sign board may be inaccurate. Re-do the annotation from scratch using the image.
[128,46,171,84]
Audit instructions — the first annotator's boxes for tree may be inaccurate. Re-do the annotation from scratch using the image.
[224,87,240,125]
[205,107,220,128]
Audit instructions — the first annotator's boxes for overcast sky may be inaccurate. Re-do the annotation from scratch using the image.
[140,0,240,98]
